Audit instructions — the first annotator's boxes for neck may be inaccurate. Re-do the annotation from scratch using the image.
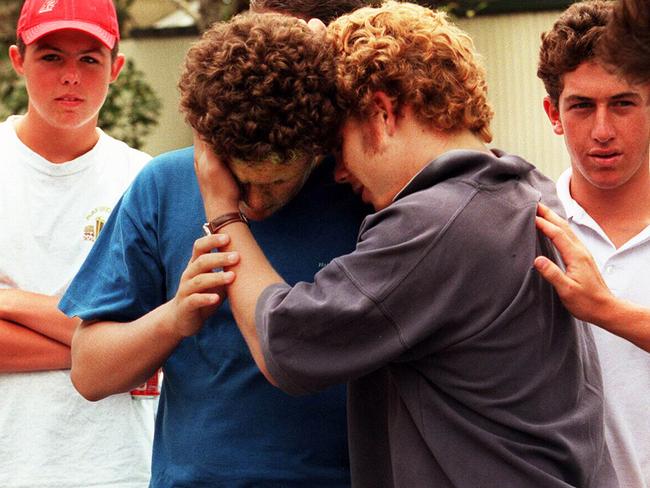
[15,112,100,164]
[407,128,490,176]
[570,167,650,247]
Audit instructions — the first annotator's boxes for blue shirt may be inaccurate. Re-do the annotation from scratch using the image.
[60,147,367,487]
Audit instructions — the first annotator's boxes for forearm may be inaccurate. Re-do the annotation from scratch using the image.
[0,319,71,372]
[221,222,284,384]
[0,289,78,345]
[193,135,285,383]
[594,295,650,353]
[71,302,184,401]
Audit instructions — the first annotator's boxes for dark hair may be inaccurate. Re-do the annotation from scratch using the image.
[178,12,340,164]
[537,0,612,106]
[602,0,650,83]
[249,0,380,24]
[16,36,120,60]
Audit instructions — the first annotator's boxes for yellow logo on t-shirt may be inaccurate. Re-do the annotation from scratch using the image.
[83,206,111,242]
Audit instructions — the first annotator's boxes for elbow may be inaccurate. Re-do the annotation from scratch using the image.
[70,367,109,402]
[70,327,110,402]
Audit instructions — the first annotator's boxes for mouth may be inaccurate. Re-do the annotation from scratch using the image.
[55,95,83,105]
[588,150,621,165]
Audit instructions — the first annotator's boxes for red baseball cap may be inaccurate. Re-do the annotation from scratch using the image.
[16,0,120,50]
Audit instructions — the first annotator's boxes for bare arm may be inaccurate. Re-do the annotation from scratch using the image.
[70,234,237,401]
[0,288,79,345]
[534,203,650,352]
[0,319,71,372]
[193,136,283,384]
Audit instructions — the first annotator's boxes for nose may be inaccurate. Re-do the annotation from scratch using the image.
[591,106,615,144]
[61,61,80,85]
[242,186,267,211]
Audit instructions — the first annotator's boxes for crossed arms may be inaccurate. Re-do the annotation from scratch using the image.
[0,289,78,372]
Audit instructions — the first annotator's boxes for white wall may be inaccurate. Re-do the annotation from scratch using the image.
[121,10,571,179]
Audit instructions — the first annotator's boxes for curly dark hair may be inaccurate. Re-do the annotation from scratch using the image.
[537,0,612,106]
[250,0,381,24]
[602,0,650,84]
[178,12,339,164]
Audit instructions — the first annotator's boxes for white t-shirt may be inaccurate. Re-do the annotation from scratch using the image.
[557,169,650,488]
[0,116,155,488]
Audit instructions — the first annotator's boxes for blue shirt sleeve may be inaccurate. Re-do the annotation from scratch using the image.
[59,164,165,322]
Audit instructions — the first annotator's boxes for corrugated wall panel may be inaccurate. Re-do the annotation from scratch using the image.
[458,11,571,180]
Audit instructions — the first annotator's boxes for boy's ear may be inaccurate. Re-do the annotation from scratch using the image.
[109,53,126,83]
[8,45,25,76]
[543,96,564,135]
[371,91,398,136]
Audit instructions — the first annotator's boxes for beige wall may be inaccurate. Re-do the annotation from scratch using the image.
[120,36,195,157]
[122,10,571,179]
[457,11,570,180]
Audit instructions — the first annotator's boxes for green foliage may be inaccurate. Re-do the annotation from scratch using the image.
[0,60,27,117]
[429,0,492,17]
[98,59,162,149]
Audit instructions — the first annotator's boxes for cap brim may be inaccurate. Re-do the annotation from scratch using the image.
[20,20,117,49]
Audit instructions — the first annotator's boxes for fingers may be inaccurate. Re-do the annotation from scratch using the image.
[306,18,327,34]
[183,269,235,298]
[533,256,574,293]
[190,233,231,262]
[181,234,240,297]
[537,203,577,239]
[535,205,584,265]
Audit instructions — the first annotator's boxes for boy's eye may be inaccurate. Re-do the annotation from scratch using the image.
[81,56,99,64]
[41,54,60,61]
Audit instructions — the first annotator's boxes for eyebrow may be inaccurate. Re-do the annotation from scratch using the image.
[564,92,642,103]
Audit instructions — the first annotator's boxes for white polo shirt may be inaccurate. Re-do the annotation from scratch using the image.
[557,168,650,488]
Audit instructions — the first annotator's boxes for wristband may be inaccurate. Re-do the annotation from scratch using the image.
[202,211,248,236]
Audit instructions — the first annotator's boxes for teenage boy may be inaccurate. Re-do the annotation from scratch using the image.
[191,3,617,487]
[537,1,650,486]
[534,0,650,355]
[61,11,367,487]
[0,0,153,487]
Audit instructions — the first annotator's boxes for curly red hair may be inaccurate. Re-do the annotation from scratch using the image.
[179,12,339,164]
[327,1,493,142]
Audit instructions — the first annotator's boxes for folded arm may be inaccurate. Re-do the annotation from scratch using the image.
[0,288,78,345]
[0,288,80,372]
[534,203,650,352]
[0,319,71,372]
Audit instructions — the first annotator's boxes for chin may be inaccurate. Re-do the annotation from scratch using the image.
[242,206,278,221]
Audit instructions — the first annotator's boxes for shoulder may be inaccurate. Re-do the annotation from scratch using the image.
[131,146,195,185]
[119,146,198,210]
[98,131,151,164]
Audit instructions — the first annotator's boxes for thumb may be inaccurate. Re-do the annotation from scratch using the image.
[534,256,570,293]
